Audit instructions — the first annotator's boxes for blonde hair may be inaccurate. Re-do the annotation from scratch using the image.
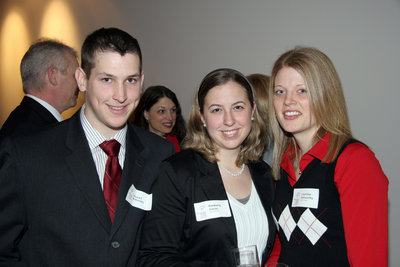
[247,73,272,145]
[268,47,353,179]
[183,68,267,166]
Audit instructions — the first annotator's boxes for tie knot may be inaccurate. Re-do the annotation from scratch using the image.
[100,140,121,157]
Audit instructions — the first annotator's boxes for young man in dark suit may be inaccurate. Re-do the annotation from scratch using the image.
[0,27,175,266]
[0,39,79,141]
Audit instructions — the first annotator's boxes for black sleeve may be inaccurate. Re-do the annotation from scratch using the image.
[138,160,190,267]
[0,138,28,266]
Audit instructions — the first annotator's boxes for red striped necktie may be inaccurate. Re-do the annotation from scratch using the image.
[100,140,122,222]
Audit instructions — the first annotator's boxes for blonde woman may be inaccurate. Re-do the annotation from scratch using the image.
[267,47,388,266]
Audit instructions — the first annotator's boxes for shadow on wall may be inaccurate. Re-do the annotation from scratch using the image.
[0,0,81,126]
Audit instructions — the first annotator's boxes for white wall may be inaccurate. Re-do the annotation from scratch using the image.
[123,1,400,265]
[1,0,399,265]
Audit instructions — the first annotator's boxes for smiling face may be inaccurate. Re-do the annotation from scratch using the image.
[76,51,143,138]
[200,80,255,155]
[144,97,177,137]
[273,66,318,142]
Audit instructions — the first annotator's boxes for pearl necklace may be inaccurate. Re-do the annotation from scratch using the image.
[218,163,245,177]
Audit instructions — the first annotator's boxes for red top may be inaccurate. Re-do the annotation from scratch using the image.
[166,133,180,152]
[267,133,388,267]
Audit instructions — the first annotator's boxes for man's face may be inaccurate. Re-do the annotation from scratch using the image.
[76,51,143,138]
[58,53,79,112]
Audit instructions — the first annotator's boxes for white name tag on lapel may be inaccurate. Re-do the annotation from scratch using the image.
[292,188,319,209]
[125,184,152,211]
[194,200,231,222]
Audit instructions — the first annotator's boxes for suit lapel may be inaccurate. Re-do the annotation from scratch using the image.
[250,163,274,211]
[198,159,276,251]
[197,155,237,247]
[198,158,225,200]
[64,113,112,232]
[111,125,147,233]
[250,163,276,259]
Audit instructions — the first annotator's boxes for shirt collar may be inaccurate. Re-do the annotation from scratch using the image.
[26,94,63,122]
[281,132,331,182]
[305,132,331,161]
[80,104,127,149]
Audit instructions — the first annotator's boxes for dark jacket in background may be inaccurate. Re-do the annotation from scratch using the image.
[0,96,58,141]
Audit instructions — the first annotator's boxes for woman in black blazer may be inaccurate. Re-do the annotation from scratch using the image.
[138,68,276,267]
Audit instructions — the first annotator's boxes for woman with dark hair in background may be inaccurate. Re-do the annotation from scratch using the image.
[138,68,276,266]
[130,85,186,152]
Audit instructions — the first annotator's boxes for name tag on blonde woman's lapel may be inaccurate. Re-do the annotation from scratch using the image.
[126,184,153,211]
[194,200,232,222]
[292,188,319,209]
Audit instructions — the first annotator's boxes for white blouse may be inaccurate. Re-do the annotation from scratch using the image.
[227,182,269,263]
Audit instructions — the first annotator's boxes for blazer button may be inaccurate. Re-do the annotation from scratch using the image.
[111,241,120,249]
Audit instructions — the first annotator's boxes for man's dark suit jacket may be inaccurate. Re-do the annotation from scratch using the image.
[0,96,58,141]
[138,150,276,267]
[0,111,175,267]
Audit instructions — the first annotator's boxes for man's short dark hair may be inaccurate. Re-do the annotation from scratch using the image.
[81,27,142,78]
